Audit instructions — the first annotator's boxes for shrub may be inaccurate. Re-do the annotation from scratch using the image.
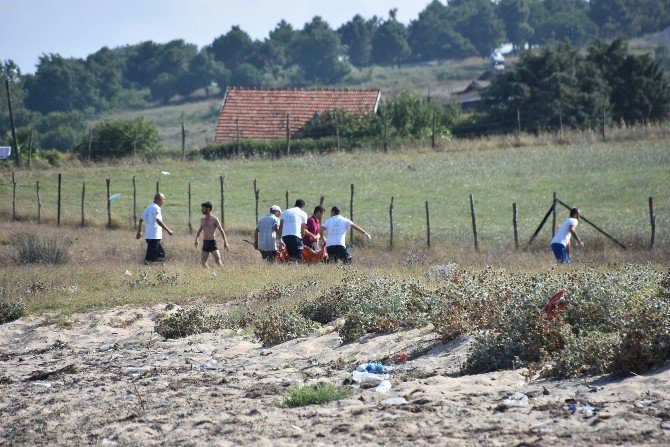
[13,233,72,265]
[154,306,224,339]
[281,383,352,408]
[321,273,434,342]
[0,300,26,324]
[253,306,317,346]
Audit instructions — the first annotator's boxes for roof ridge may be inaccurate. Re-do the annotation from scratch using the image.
[225,86,380,93]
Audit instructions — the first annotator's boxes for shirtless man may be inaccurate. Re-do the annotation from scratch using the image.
[194,201,229,267]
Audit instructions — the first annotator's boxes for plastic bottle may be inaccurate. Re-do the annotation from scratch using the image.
[356,363,394,373]
[375,380,392,393]
[351,370,390,385]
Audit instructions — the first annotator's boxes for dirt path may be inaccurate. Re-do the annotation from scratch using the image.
[1,306,669,446]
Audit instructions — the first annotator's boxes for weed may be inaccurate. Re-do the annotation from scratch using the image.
[253,306,317,346]
[154,306,224,339]
[281,383,352,408]
[0,300,26,324]
[13,233,72,265]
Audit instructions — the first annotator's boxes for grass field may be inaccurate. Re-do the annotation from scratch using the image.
[2,138,668,253]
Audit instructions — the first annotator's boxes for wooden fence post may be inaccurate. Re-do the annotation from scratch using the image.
[649,196,656,249]
[529,204,555,245]
[156,181,159,194]
[389,196,394,250]
[349,183,355,243]
[253,179,260,224]
[188,182,193,233]
[335,110,340,151]
[5,78,20,166]
[88,128,93,161]
[470,193,479,252]
[27,126,33,168]
[181,122,186,160]
[11,172,16,220]
[431,113,436,149]
[36,181,41,224]
[286,114,290,156]
[81,182,86,227]
[425,201,431,247]
[285,190,289,210]
[106,178,112,228]
[383,111,388,152]
[57,173,62,227]
[513,202,519,251]
[555,198,627,250]
[552,192,557,236]
[236,117,240,154]
[224,175,226,227]
[132,176,137,229]
[319,196,325,206]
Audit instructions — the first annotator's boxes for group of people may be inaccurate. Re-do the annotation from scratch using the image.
[136,193,583,266]
[135,194,371,266]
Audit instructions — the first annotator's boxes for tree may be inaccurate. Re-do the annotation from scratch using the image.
[35,111,86,151]
[0,60,33,135]
[175,50,225,96]
[447,0,507,57]
[24,54,101,114]
[498,0,534,51]
[408,1,476,61]
[371,9,410,67]
[86,47,124,106]
[338,14,378,67]
[209,26,255,71]
[588,39,670,123]
[232,63,262,87]
[291,16,350,83]
[378,90,459,138]
[589,0,632,38]
[535,11,598,47]
[150,73,177,103]
[482,43,609,132]
[78,118,159,159]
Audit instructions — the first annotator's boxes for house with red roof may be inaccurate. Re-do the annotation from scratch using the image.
[214,87,381,141]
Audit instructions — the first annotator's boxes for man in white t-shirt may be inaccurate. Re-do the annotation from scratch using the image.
[279,199,315,262]
[254,205,281,262]
[550,208,584,264]
[136,193,173,263]
[320,206,371,263]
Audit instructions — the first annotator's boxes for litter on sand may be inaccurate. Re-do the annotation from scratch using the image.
[108,193,121,202]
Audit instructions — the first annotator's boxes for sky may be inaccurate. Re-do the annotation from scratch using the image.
[1,0,431,74]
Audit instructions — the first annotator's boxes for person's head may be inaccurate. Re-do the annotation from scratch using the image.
[331,206,341,216]
[313,205,325,219]
[154,193,165,206]
[295,199,305,209]
[570,208,581,219]
[201,201,213,214]
[270,205,282,217]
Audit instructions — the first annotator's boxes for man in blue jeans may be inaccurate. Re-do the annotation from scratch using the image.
[551,208,584,264]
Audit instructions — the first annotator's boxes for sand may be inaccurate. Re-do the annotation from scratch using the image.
[1,305,670,446]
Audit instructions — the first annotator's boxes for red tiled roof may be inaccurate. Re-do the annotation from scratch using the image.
[214,87,381,141]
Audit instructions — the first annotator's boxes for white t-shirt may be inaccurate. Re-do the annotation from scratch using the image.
[551,217,578,246]
[322,215,353,247]
[280,207,308,238]
[257,214,280,251]
[141,203,163,239]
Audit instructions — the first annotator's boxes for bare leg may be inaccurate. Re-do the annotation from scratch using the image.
[201,251,210,268]
[211,250,223,266]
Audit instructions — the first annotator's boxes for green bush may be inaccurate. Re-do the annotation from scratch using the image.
[154,306,224,339]
[76,117,160,159]
[13,233,72,265]
[253,306,317,346]
[0,300,26,324]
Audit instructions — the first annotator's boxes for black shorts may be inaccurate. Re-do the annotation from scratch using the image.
[326,245,352,264]
[282,235,303,261]
[260,250,277,262]
[202,240,218,252]
[145,239,165,262]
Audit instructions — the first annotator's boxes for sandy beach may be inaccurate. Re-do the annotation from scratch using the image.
[1,304,669,446]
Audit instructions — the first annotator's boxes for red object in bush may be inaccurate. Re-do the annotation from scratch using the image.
[543,290,567,320]
[395,353,409,363]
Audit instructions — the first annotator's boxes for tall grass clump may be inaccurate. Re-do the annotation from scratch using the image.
[13,233,73,265]
[154,306,224,339]
[281,383,352,408]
